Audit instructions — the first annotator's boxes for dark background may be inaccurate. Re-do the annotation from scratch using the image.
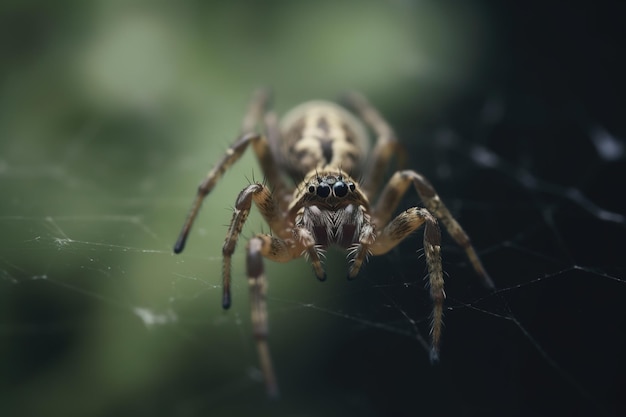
[1,1,625,417]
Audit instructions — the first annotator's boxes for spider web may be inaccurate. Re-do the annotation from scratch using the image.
[1,2,625,417]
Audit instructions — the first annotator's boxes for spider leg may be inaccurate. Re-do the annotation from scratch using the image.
[372,170,494,289]
[221,183,288,309]
[174,89,290,254]
[220,181,303,397]
[247,233,303,398]
[369,207,444,362]
[342,91,406,197]
[262,109,292,204]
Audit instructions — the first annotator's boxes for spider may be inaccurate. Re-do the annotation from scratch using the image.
[174,89,494,397]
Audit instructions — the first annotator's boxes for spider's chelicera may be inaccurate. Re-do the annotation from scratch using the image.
[174,89,494,397]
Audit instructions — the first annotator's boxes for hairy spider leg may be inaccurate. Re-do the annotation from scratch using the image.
[373,170,494,289]
[223,180,334,397]
[369,169,494,360]
[369,207,443,361]
[341,94,493,359]
[173,89,289,254]
[222,183,290,308]
[245,232,310,397]
[342,91,407,196]
[246,235,288,398]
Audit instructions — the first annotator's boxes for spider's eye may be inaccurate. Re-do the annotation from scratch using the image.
[307,185,316,193]
[333,181,348,197]
[348,183,356,192]
[316,183,331,198]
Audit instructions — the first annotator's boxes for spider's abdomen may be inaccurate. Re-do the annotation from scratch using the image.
[277,101,370,179]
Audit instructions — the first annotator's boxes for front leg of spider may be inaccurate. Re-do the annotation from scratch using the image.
[369,207,444,361]
[246,235,278,398]
[374,170,494,289]
[221,183,301,397]
[245,232,304,398]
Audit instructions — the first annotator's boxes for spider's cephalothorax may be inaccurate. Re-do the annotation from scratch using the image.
[174,89,494,398]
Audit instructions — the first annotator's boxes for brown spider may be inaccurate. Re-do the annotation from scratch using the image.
[174,89,494,397]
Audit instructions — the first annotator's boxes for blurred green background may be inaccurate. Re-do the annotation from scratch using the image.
[4,1,625,416]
